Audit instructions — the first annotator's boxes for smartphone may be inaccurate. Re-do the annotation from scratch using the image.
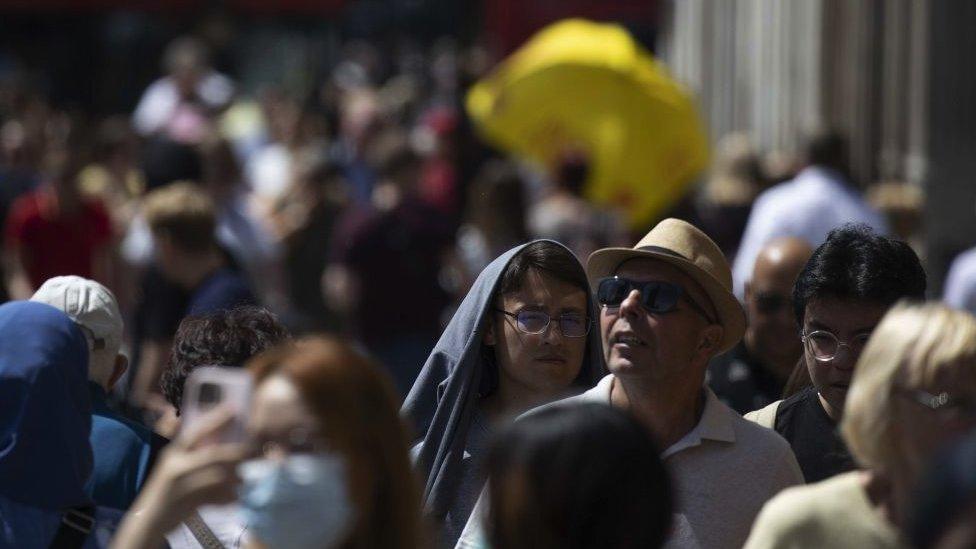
[181,366,252,444]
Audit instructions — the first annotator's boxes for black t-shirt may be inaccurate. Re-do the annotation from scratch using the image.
[774,386,856,483]
[707,342,785,414]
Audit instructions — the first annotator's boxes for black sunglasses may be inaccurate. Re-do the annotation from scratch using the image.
[754,292,791,314]
[596,276,716,324]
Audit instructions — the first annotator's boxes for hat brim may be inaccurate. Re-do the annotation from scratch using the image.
[587,247,745,354]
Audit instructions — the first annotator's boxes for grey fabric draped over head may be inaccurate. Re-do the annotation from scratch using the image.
[401,239,605,519]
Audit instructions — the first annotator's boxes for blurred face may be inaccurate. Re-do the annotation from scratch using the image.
[248,375,324,458]
[891,369,976,478]
[802,298,887,418]
[600,259,714,385]
[486,269,588,403]
[745,255,806,378]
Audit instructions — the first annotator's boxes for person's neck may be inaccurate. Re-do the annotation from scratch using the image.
[483,380,557,422]
[611,374,704,450]
[861,470,912,530]
[173,251,225,290]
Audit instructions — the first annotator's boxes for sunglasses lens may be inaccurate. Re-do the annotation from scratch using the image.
[597,278,630,306]
[642,282,680,313]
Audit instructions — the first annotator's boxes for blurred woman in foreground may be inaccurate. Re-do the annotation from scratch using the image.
[744,302,976,548]
[112,337,423,549]
[485,403,672,549]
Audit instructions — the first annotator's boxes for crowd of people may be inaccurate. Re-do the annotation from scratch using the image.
[1,29,976,549]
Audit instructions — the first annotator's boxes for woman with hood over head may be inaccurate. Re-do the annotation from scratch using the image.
[0,301,121,547]
[402,240,605,547]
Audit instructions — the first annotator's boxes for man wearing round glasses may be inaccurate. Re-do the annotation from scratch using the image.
[548,218,803,549]
[746,224,926,483]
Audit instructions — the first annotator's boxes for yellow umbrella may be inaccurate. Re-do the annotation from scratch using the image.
[467,18,709,230]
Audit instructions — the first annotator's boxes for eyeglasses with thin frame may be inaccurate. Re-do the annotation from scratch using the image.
[596,276,717,324]
[247,426,329,460]
[494,308,591,338]
[896,388,976,422]
[801,330,872,362]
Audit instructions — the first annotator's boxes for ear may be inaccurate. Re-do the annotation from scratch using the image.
[696,324,724,358]
[106,354,129,392]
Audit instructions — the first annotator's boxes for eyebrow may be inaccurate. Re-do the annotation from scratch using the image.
[806,319,878,335]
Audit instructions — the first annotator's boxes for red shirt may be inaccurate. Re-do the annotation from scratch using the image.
[4,187,113,289]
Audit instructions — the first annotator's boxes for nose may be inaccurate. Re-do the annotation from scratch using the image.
[831,345,858,372]
[617,289,643,318]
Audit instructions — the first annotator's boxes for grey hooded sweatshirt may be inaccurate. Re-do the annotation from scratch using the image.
[401,240,605,546]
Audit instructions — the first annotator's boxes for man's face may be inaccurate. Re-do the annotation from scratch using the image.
[802,297,887,416]
[745,274,802,377]
[600,259,713,384]
[487,269,589,402]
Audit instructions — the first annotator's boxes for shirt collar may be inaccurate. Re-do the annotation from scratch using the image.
[662,387,737,458]
[587,375,737,457]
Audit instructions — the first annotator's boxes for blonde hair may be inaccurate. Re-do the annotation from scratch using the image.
[143,181,216,253]
[842,301,976,475]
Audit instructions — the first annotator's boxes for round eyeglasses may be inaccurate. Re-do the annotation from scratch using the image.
[494,308,591,338]
[801,330,871,362]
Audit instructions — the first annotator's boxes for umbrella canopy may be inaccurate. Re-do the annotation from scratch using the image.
[467,18,709,230]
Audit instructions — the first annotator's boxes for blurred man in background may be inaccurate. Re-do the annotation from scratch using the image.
[733,129,889,299]
[709,237,812,413]
[32,275,166,511]
[4,120,113,299]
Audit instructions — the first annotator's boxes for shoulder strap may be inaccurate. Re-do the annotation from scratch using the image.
[184,511,226,549]
[744,400,781,429]
[48,506,95,549]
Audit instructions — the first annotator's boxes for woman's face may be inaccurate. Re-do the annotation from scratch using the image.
[485,268,589,405]
[248,375,323,457]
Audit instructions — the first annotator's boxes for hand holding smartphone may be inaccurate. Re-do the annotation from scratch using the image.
[180,366,252,446]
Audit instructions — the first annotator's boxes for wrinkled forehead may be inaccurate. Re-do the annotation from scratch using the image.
[613,257,696,288]
[249,374,319,437]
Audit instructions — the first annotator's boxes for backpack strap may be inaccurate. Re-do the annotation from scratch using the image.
[744,400,782,429]
[48,506,95,549]
[184,510,226,549]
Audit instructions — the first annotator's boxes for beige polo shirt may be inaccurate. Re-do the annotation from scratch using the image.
[576,375,804,549]
[456,374,803,549]
[743,471,905,549]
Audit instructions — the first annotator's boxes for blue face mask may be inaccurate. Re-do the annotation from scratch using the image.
[239,453,354,549]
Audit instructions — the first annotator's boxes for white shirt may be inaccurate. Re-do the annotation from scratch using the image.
[132,72,234,138]
[457,375,803,549]
[732,167,889,299]
[943,246,976,315]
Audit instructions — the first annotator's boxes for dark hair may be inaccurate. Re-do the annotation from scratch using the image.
[161,306,290,415]
[487,404,672,549]
[466,160,529,250]
[497,241,589,298]
[554,149,589,196]
[804,128,848,175]
[792,224,926,327]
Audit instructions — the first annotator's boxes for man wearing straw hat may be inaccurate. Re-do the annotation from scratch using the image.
[568,218,803,548]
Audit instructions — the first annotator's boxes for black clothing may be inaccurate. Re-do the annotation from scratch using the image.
[707,342,785,414]
[773,387,856,483]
